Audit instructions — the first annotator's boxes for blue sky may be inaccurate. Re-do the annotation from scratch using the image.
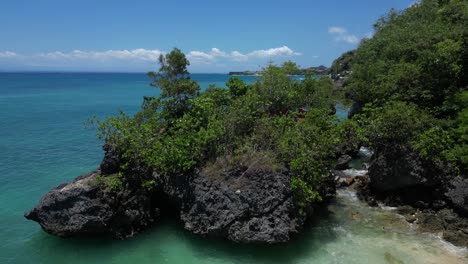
[0,0,415,73]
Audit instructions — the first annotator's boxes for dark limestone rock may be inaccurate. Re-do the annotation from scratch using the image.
[26,148,337,244]
[445,176,468,216]
[355,144,468,247]
[332,170,347,179]
[366,145,456,208]
[432,200,447,210]
[24,170,158,239]
[100,143,121,175]
[396,205,416,216]
[335,155,352,170]
[180,168,304,244]
[442,230,468,248]
[368,146,429,192]
[418,212,445,232]
[334,143,361,158]
[417,208,468,247]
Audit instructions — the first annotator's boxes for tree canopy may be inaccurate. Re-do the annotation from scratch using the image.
[93,48,346,210]
[342,0,468,175]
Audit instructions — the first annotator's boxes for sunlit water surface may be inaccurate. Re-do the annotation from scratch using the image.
[0,73,466,263]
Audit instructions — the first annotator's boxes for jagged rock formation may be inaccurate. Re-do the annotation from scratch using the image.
[24,171,159,239]
[25,149,335,243]
[181,168,301,243]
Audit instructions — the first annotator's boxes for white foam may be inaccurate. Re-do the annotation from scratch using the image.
[358,146,373,157]
[342,168,368,177]
[430,233,468,256]
[378,203,398,211]
[337,189,359,201]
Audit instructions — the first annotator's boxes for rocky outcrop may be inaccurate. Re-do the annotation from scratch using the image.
[100,143,121,175]
[26,151,336,243]
[335,155,352,170]
[24,171,159,239]
[355,144,468,247]
[366,145,451,205]
[445,176,468,216]
[180,168,302,243]
[396,205,468,248]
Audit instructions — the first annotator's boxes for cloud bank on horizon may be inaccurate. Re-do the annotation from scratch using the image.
[0,46,309,72]
[0,27,367,72]
[187,46,302,63]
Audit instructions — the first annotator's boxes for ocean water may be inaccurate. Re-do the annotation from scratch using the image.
[0,73,466,264]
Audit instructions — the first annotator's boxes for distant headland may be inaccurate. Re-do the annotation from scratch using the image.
[229,65,330,76]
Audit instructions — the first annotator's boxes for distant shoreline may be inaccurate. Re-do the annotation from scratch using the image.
[229,65,331,76]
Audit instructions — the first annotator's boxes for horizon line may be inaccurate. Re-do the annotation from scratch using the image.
[0,70,231,74]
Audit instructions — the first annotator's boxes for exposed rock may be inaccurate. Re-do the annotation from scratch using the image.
[396,205,416,216]
[180,168,303,244]
[419,209,468,248]
[418,212,445,232]
[442,231,468,248]
[369,145,430,192]
[332,170,347,179]
[366,145,455,208]
[445,176,468,216]
[362,163,369,170]
[337,177,355,187]
[24,170,158,239]
[100,143,121,175]
[335,155,352,170]
[334,144,361,158]
[26,151,336,244]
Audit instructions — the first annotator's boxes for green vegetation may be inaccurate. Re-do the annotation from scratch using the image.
[341,0,467,175]
[92,49,346,209]
[95,173,124,193]
[229,63,331,76]
[330,50,356,80]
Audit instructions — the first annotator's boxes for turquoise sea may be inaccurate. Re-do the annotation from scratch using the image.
[0,73,466,264]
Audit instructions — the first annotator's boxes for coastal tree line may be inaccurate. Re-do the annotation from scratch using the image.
[91,0,467,213]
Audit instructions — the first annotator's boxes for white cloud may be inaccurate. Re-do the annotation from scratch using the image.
[210,48,228,57]
[0,51,17,58]
[247,46,302,58]
[187,50,214,61]
[187,46,301,63]
[38,49,163,61]
[328,26,360,44]
[0,46,303,70]
[339,35,359,44]
[230,51,248,61]
[328,27,347,34]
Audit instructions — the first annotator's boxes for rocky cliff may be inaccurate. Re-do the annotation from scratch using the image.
[25,147,335,243]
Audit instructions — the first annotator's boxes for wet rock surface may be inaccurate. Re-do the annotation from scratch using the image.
[396,207,468,248]
[354,145,468,248]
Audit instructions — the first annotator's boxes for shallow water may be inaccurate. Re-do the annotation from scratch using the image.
[0,73,466,263]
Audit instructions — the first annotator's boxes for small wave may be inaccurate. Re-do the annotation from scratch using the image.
[337,189,359,201]
[428,233,468,256]
[342,169,368,177]
[378,203,397,211]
